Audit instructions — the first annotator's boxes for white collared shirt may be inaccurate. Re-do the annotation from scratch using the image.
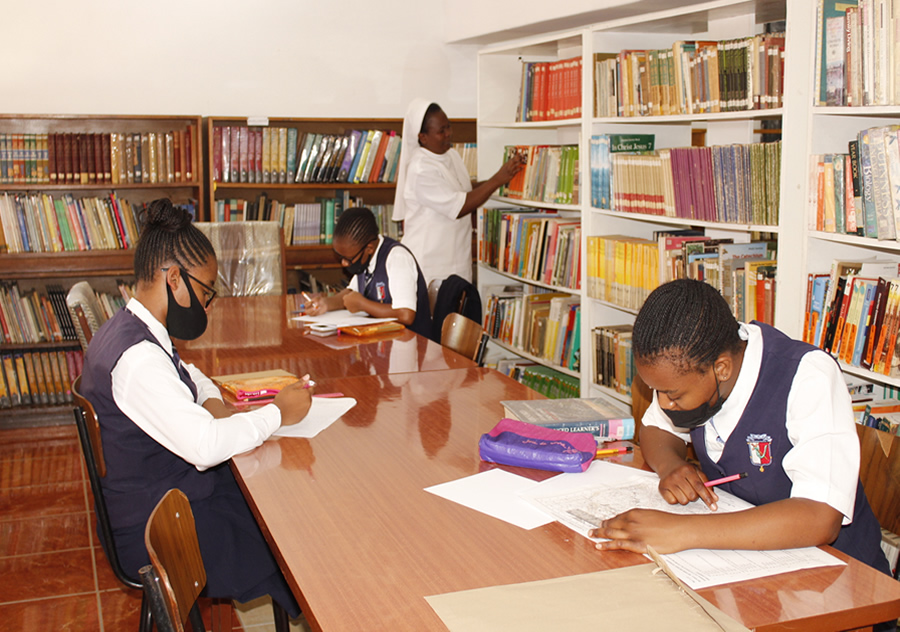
[110,298,281,471]
[641,323,859,522]
[350,234,420,312]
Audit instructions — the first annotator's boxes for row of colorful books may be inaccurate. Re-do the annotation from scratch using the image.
[854,398,900,435]
[0,192,168,254]
[494,358,580,399]
[212,127,403,186]
[483,285,581,371]
[809,124,900,241]
[516,56,583,122]
[815,0,900,106]
[804,259,900,377]
[453,142,478,179]
[593,33,785,118]
[590,133,782,225]
[0,283,77,344]
[0,129,196,186]
[212,194,397,246]
[498,144,579,205]
[586,232,777,324]
[477,209,581,290]
[591,324,635,397]
[0,348,82,408]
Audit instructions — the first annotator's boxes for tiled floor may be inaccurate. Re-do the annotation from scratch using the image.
[0,423,307,632]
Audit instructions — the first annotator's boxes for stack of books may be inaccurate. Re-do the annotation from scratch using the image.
[500,394,634,441]
[498,144,579,205]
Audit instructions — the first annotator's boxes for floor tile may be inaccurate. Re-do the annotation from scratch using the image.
[98,587,143,632]
[0,513,90,556]
[0,481,87,521]
[94,546,137,592]
[0,593,100,632]
[0,450,84,488]
[0,548,95,602]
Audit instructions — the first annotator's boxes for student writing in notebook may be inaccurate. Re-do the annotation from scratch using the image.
[305,206,433,337]
[591,280,891,580]
[79,198,308,619]
[392,98,525,287]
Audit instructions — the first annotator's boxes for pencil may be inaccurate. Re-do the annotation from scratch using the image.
[595,446,633,457]
[704,472,748,487]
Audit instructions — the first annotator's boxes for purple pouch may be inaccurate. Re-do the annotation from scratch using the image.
[478,418,598,473]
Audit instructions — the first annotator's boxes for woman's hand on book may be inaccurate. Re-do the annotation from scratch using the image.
[274,380,312,426]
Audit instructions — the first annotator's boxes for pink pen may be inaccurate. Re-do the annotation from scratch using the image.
[704,472,748,487]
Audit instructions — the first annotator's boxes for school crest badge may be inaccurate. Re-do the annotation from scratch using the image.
[376,282,386,301]
[746,433,772,472]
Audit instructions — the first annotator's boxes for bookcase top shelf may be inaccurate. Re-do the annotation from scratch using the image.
[213,182,396,191]
[0,250,135,279]
[589,208,779,233]
[0,183,201,192]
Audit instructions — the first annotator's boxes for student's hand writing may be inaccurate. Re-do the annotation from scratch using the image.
[657,462,719,511]
[341,290,366,313]
[304,293,328,316]
[590,509,691,555]
[273,380,312,426]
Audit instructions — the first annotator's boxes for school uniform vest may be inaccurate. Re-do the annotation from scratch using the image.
[690,322,889,574]
[361,236,432,338]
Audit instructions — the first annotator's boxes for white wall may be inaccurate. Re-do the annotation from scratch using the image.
[1,0,478,119]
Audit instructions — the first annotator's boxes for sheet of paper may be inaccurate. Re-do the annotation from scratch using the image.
[424,469,555,530]
[520,460,844,589]
[273,397,357,438]
[292,309,396,327]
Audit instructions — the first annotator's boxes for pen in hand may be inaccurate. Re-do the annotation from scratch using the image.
[704,472,747,487]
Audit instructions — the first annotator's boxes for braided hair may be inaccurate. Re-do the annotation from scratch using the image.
[133,199,215,283]
[633,279,742,373]
[419,102,442,136]
[333,207,379,248]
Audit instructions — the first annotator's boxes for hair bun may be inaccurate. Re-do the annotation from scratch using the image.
[141,198,191,233]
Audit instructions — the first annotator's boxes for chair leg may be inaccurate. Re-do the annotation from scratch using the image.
[138,593,153,632]
[272,600,290,632]
[188,602,205,632]
[210,599,233,632]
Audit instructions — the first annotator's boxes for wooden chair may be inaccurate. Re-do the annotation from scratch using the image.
[441,312,487,365]
[857,424,900,578]
[72,376,152,632]
[195,221,286,296]
[140,489,207,632]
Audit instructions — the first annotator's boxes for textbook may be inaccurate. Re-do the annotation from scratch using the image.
[500,395,634,441]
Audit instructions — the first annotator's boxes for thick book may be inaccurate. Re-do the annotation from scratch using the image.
[213,369,299,402]
[500,396,634,440]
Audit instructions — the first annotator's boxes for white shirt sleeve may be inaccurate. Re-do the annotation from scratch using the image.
[782,351,859,523]
[111,340,281,471]
[385,246,420,312]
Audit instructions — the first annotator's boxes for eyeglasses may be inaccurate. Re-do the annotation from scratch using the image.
[334,239,375,265]
[161,267,217,309]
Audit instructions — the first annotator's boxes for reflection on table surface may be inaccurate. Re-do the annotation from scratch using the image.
[179,295,476,379]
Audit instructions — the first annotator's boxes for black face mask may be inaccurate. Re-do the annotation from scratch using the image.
[662,374,725,430]
[343,241,374,278]
[165,269,208,340]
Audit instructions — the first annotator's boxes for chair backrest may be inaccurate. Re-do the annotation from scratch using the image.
[195,221,285,297]
[441,312,484,362]
[142,489,207,632]
[71,375,140,590]
[66,281,107,349]
[856,424,900,536]
[431,274,482,342]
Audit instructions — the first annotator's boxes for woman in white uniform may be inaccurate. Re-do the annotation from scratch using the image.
[393,99,525,287]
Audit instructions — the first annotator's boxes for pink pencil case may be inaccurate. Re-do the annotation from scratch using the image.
[479,418,598,473]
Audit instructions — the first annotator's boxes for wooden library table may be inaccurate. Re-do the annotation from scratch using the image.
[220,367,900,632]
[179,295,476,379]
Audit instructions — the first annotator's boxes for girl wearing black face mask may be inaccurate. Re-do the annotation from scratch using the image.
[305,207,432,338]
[78,198,310,621]
[588,279,892,591]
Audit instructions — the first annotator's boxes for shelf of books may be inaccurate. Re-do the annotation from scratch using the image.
[205,117,476,271]
[0,114,204,281]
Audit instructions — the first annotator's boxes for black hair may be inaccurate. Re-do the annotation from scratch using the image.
[333,206,379,247]
[133,198,215,283]
[419,102,443,135]
[632,279,742,372]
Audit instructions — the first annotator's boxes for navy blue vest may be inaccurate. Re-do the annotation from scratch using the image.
[691,322,889,573]
[359,236,432,338]
[80,308,231,530]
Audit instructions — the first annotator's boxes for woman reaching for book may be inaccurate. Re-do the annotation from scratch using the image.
[392,98,526,287]
[79,198,308,620]
[590,279,890,580]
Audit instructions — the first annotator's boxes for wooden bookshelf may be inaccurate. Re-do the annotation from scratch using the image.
[204,116,476,271]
